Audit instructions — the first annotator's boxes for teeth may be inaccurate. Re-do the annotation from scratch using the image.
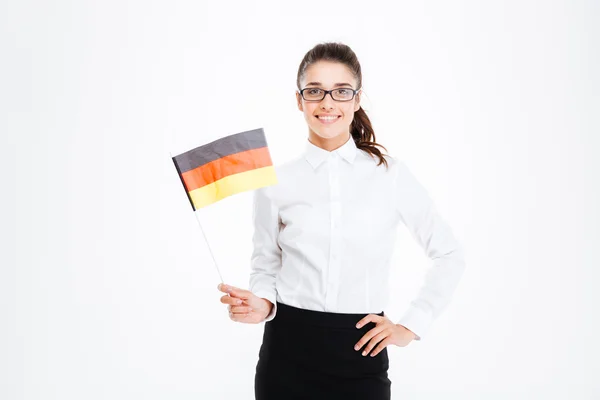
[318,116,339,120]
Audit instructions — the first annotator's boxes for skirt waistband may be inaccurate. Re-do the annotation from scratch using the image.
[273,301,384,330]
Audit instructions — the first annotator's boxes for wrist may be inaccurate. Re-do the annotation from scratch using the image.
[261,298,273,315]
[396,324,417,340]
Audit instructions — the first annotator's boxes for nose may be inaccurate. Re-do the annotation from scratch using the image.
[320,92,336,109]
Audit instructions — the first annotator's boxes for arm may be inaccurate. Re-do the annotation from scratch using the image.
[248,185,283,322]
[394,159,467,341]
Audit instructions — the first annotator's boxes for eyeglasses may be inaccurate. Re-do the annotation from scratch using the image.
[298,87,361,102]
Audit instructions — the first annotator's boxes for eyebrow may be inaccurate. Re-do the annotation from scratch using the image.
[304,82,353,88]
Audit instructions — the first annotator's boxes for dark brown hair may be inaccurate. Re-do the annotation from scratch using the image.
[296,41,390,169]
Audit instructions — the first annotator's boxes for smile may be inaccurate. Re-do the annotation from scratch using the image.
[316,115,341,124]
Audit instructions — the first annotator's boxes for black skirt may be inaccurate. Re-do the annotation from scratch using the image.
[255,301,391,400]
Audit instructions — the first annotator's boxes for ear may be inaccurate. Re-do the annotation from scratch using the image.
[354,91,361,112]
[296,92,304,112]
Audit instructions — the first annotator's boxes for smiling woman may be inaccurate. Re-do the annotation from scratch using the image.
[217,41,467,400]
[294,43,390,168]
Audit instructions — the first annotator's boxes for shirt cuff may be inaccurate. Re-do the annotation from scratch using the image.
[396,305,433,341]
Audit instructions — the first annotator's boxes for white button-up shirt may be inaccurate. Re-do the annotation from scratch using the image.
[249,135,466,341]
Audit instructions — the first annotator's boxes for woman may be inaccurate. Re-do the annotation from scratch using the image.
[217,42,466,399]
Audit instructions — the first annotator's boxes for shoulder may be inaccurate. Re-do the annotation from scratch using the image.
[388,154,409,175]
[276,154,304,173]
[369,153,423,192]
[256,155,304,199]
[271,155,305,185]
[356,148,408,175]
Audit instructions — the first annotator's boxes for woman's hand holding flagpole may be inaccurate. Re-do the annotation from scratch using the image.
[170,128,278,320]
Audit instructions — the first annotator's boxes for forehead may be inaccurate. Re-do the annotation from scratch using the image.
[302,61,356,87]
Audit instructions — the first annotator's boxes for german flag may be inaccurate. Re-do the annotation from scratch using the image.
[172,128,278,210]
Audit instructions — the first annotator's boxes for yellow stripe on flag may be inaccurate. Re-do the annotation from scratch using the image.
[188,166,278,209]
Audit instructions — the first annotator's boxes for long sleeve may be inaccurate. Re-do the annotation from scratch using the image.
[249,185,283,322]
[393,160,466,341]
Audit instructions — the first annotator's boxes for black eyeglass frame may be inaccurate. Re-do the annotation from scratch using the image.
[297,87,361,102]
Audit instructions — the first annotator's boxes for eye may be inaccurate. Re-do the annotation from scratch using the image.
[308,88,322,95]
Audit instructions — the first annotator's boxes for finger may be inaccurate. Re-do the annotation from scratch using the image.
[224,296,248,307]
[229,305,253,314]
[362,330,391,356]
[217,283,231,293]
[370,337,392,357]
[355,314,380,329]
[230,310,252,321]
[218,283,247,295]
[354,325,386,351]
[227,287,252,300]
[220,295,244,305]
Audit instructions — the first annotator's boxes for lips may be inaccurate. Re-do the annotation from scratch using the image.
[315,115,341,124]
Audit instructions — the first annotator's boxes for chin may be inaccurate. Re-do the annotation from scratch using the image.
[309,125,340,138]
[313,131,339,140]
[317,131,338,138]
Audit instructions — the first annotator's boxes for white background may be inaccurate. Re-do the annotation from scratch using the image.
[2,0,599,399]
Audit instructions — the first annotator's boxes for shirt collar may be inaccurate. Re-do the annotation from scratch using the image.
[304,135,358,170]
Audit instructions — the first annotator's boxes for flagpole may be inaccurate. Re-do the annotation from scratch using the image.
[170,150,226,287]
[193,210,224,284]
